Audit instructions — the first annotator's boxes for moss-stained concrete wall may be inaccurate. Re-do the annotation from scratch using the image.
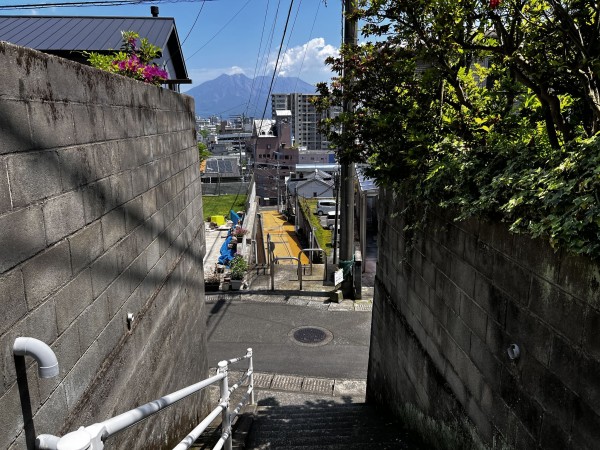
[0,42,209,449]
[368,189,600,449]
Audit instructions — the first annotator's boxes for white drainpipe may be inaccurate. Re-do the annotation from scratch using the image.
[13,337,59,378]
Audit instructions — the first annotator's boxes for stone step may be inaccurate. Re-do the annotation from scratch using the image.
[242,390,415,450]
[250,441,409,450]
[253,422,404,437]
[255,402,367,413]
[247,431,408,449]
[252,410,378,425]
[261,443,407,450]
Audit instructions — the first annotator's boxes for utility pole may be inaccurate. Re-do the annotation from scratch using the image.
[339,0,357,298]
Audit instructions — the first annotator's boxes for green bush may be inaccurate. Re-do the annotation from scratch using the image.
[298,197,332,256]
[230,255,248,280]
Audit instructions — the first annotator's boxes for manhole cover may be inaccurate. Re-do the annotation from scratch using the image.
[289,326,333,347]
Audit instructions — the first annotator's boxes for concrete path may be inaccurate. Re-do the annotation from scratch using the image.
[261,210,310,265]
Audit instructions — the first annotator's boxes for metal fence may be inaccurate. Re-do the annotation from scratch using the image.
[36,349,255,450]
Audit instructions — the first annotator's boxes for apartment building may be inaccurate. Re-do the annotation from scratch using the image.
[252,110,299,203]
[271,93,340,151]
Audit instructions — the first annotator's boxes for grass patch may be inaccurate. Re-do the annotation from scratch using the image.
[299,197,332,256]
[202,195,247,221]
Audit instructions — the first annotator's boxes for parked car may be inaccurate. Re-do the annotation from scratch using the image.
[326,210,340,229]
[316,199,337,215]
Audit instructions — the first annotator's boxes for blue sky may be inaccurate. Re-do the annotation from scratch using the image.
[1,0,344,91]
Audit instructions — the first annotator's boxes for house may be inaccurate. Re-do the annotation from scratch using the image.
[288,169,334,199]
[0,8,190,91]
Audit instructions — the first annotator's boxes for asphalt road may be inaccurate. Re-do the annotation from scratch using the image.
[206,300,372,380]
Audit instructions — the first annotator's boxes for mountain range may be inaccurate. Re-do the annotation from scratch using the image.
[184,73,317,118]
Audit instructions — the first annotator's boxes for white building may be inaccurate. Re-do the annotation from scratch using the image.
[271,93,340,151]
[290,169,335,199]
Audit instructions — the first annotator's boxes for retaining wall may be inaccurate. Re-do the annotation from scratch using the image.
[368,189,600,449]
[0,42,209,449]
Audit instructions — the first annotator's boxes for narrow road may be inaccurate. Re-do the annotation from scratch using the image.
[206,300,371,380]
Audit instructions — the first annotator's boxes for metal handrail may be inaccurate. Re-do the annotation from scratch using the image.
[299,248,324,276]
[270,256,302,291]
[36,349,255,450]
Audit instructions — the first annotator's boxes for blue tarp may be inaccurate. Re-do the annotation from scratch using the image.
[230,210,240,226]
[218,235,236,266]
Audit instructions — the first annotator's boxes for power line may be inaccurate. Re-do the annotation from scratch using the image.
[244,0,271,118]
[274,0,302,81]
[251,0,281,117]
[185,0,251,60]
[292,0,321,92]
[258,0,295,123]
[0,0,208,9]
[180,0,205,45]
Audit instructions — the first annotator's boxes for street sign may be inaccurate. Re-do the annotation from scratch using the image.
[334,269,344,286]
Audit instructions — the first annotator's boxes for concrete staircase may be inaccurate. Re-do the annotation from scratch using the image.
[192,374,418,450]
[245,402,413,449]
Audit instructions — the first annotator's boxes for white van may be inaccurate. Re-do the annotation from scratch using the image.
[316,199,337,215]
[326,210,340,229]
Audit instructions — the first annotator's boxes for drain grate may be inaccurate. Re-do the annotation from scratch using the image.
[289,326,333,347]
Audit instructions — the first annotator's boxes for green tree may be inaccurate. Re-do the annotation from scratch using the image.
[314,0,600,258]
[198,142,212,162]
[199,129,210,140]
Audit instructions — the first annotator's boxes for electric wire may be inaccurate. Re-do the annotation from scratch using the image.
[258,0,295,124]
[180,0,206,45]
[292,0,321,92]
[185,0,251,60]
[250,0,281,117]
[273,0,302,81]
[243,0,271,118]
[0,0,208,9]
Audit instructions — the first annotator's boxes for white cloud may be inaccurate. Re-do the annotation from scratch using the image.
[271,38,339,84]
[226,66,246,75]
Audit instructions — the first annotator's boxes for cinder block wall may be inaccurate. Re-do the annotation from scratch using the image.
[0,42,209,449]
[368,189,600,449]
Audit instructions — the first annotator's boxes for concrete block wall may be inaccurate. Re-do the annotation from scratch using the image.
[0,42,209,449]
[367,189,600,449]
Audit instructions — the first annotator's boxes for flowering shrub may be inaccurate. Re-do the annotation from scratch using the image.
[232,227,249,237]
[86,31,168,86]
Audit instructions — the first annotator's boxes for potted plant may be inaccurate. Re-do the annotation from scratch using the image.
[232,227,249,243]
[204,270,221,292]
[229,255,248,290]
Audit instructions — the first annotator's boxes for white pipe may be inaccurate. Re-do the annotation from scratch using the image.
[13,337,59,378]
[36,434,60,450]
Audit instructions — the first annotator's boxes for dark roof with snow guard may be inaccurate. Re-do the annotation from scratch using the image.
[0,15,190,86]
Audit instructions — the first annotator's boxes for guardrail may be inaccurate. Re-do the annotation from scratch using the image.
[36,349,255,450]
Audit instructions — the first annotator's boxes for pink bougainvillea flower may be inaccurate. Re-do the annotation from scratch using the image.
[490,0,501,8]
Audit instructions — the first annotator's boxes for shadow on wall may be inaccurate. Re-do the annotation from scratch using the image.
[0,63,206,448]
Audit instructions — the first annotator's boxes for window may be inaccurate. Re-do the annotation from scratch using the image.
[313,192,317,197]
